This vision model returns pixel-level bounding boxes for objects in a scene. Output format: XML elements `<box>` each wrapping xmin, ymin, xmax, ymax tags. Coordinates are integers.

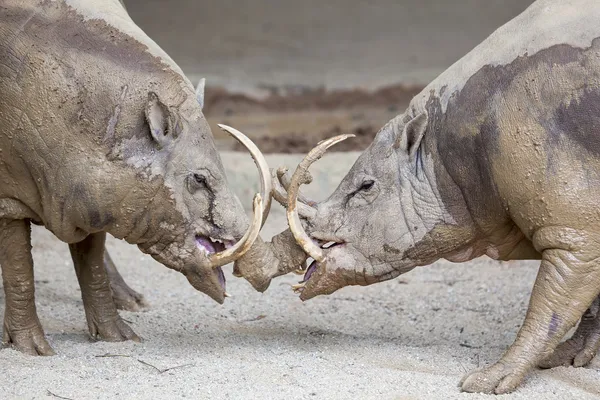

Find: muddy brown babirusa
<box><xmin>234</xmin><ymin>0</ymin><xmax>600</xmax><ymax>394</ymax></box>
<box><xmin>0</xmin><ymin>0</ymin><xmax>275</xmax><ymax>355</ymax></box>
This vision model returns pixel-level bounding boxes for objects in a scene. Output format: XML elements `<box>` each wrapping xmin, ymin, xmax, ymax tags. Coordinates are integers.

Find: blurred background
<box><xmin>123</xmin><ymin>0</ymin><xmax>535</xmax><ymax>153</ymax></box>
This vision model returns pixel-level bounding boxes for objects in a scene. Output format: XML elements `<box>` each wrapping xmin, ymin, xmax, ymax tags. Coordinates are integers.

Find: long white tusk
<box><xmin>217</xmin><ymin>124</ymin><xmax>272</xmax><ymax>228</ymax></box>
<box><xmin>272</xmin><ymin>167</ymin><xmax>317</xmax><ymax>219</ymax></box>
<box><xmin>286</xmin><ymin>134</ymin><xmax>354</xmax><ymax>262</ymax></box>
<box><xmin>277</xmin><ymin>167</ymin><xmax>318</xmax><ymax>207</ymax></box>
<box><xmin>206</xmin><ymin>124</ymin><xmax>272</xmax><ymax>267</ymax></box>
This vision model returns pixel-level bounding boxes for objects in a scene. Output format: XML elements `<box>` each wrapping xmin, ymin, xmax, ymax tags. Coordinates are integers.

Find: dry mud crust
<box><xmin>1</xmin><ymin>152</ymin><xmax>600</xmax><ymax>399</ymax></box>
<box><xmin>204</xmin><ymin>84</ymin><xmax>423</xmax><ymax>153</ymax></box>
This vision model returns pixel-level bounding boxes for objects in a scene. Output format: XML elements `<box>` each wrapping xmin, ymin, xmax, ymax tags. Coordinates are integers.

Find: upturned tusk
<box><xmin>272</xmin><ymin>168</ymin><xmax>317</xmax><ymax>219</ymax></box>
<box><xmin>277</xmin><ymin>167</ymin><xmax>317</xmax><ymax>207</ymax></box>
<box><xmin>286</xmin><ymin>134</ymin><xmax>354</xmax><ymax>262</ymax></box>
<box><xmin>209</xmin><ymin>194</ymin><xmax>263</xmax><ymax>267</ymax></box>
<box><xmin>206</xmin><ymin>124</ymin><xmax>271</xmax><ymax>268</ymax></box>
<box><xmin>271</xmin><ymin>168</ymin><xmax>289</xmax><ymax>207</ymax></box>
<box><xmin>217</xmin><ymin>124</ymin><xmax>272</xmax><ymax>228</ymax></box>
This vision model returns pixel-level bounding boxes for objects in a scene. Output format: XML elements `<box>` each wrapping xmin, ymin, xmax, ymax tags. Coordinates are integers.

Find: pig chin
<box><xmin>143</xmin><ymin>234</ymin><xmax>232</xmax><ymax>303</ymax></box>
<box><xmin>180</xmin><ymin>237</ymin><xmax>234</xmax><ymax>304</ymax></box>
<box><xmin>184</xmin><ymin>266</ymin><xmax>227</xmax><ymax>304</ymax></box>
<box><xmin>140</xmin><ymin>235</ymin><xmax>230</xmax><ymax>303</ymax></box>
<box><xmin>297</xmin><ymin>244</ymin><xmax>365</xmax><ymax>301</ymax></box>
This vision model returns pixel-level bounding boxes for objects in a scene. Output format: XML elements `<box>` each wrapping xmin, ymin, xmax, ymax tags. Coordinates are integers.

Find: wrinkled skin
<box><xmin>294</xmin><ymin>113</ymin><xmax>468</xmax><ymax>299</ymax></box>
<box><xmin>0</xmin><ymin>0</ymin><xmax>259</xmax><ymax>355</ymax></box>
<box><xmin>262</xmin><ymin>0</ymin><xmax>600</xmax><ymax>394</ymax></box>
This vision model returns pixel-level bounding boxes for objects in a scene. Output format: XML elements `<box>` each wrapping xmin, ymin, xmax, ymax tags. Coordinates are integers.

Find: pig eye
<box><xmin>193</xmin><ymin>173</ymin><xmax>207</xmax><ymax>185</ymax></box>
<box><xmin>347</xmin><ymin>178</ymin><xmax>378</xmax><ymax>205</ymax></box>
<box><xmin>360</xmin><ymin>180</ymin><xmax>375</xmax><ymax>191</ymax></box>
<box><xmin>187</xmin><ymin>173</ymin><xmax>209</xmax><ymax>193</ymax></box>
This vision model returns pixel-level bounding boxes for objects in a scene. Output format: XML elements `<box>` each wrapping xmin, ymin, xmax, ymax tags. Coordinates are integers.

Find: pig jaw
<box><xmin>294</xmin><ymin>243</ymin><xmax>418</xmax><ymax>301</ymax></box>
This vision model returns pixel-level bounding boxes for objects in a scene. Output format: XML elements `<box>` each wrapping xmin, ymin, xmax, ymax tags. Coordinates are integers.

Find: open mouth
<box><xmin>196</xmin><ymin>236</ymin><xmax>234</xmax><ymax>255</ymax></box>
<box><xmin>292</xmin><ymin>240</ymin><xmax>344</xmax><ymax>294</ymax></box>
<box><xmin>196</xmin><ymin>236</ymin><xmax>234</xmax><ymax>293</ymax></box>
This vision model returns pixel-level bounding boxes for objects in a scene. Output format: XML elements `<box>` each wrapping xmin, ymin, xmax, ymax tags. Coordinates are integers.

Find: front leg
<box><xmin>0</xmin><ymin>219</ymin><xmax>54</xmax><ymax>355</ymax></box>
<box><xmin>70</xmin><ymin>232</ymin><xmax>140</xmax><ymax>342</ymax></box>
<box><xmin>461</xmin><ymin>227</ymin><xmax>600</xmax><ymax>394</ymax></box>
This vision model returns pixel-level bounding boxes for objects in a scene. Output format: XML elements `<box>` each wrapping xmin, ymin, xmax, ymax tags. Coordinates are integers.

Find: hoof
<box><xmin>3</xmin><ymin>324</ymin><xmax>55</xmax><ymax>356</ymax></box>
<box><xmin>460</xmin><ymin>362</ymin><xmax>527</xmax><ymax>395</ymax></box>
<box><xmin>539</xmin><ymin>336</ymin><xmax>597</xmax><ymax>368</ymax></box>
<box><xmin>89</xmin><ymin>317</ymin><xmax>141</xmax><ymax>343</ymax></box>
<box><xmin>111</xmin><ymin>283</ymin><xmax>149</xmax><ymax>312</ymax></box>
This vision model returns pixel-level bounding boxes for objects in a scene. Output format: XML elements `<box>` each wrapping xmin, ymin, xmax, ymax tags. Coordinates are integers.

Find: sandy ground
<box><xmin>3</xmin><ymin>2</ymin><xmax>596</xmax><ymax>398</ymax></box>
<box><xmin>2</xmin><ymin>152</ymin><xmax>600</xmax><ymax>399</ymax></box>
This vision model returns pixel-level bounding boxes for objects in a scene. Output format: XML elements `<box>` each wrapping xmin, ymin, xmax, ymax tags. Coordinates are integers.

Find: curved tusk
<box><xmin>277</xmin><ymin>167</ymin><xmax>318</xmax><ymax>207</ymax></box>
<box><xmin>271</xmin><ymin>168</ymin><xmax>289</xmax><ymax>207</ymax></box>
<box><xmin>209</xmin><ymin>194</ymin><xmax>263</xmax><ymax>267</ymax></box>
<box><xmin>272</xmin><ymin>167</ymin><xmax>317</xmax><ymax>219</ymax></box>
<box><xmin>207</xmin><ymin>124</ymin><xmax>271</xmax><ymax>267</ymax></box>
<box><xmin>217</xmin><ymin>124</ymin><xmax>272</xmax><ymax>228</ymax></box>
<box><xmin>286</xmin><ymin>134</ymin><xmax>354</xmax><ymax>262</ymax></box>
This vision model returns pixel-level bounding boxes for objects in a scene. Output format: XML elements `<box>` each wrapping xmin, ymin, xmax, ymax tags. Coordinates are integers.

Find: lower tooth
<box><xmin>291</xmin><ymin>283</ymin><xmax>306</xmax><ymax>292</ymax></box>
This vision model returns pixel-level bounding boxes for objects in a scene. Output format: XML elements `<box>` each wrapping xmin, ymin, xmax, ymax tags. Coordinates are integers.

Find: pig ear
<box><xmin>394</xmin><ymin>111</ymin><xmax>428</xmax><ymax>159</ymax></box>
<box><xmin>145</xmin><ymin>92</ymin><xmax>179</xmax><ymax>147</ymax></box>
<box><xmin>195</xmin><ymin>78</ymin><xmax>205</xmax><ymax>109</ymax></box>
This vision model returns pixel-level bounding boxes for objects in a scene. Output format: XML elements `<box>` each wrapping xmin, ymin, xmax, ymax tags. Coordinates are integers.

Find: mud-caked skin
<box><xmin>233</xmin><ymin>230</ymin><xmax>308</xmax><ymax>292</ymax></box>
<box><xmin>0</xmin><ymin>0</ymin><xmax>261</xmax><ymax>355</ymax></box>
<box><xmin>269</xmin><ymin>0</ymin><xmax>600</xmax><ymax>394</ymax></box>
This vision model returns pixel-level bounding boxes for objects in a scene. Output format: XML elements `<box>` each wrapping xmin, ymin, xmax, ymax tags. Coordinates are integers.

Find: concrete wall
<box><xmin>124</xmin><ymin>0</ymin><xmax>535</xmax><ymax>94</ymax></box>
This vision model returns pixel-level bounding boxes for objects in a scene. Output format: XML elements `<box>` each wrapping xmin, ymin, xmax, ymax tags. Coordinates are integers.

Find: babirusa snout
<box><xmin>286</xmin><ymin>134</ymin><xmax>354</xmax><ymax>262</ymax></box>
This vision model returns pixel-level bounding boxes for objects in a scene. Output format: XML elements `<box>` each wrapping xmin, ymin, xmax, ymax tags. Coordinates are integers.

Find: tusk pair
<box><xmin>286</xmin><ymin>134</ymin><xmax>354</xmax><ymax>263</ymax></box>
<box><xmin>207</xmin><ymin>124</ymin><xmax>272</xmax><ymax>268</ymax></box>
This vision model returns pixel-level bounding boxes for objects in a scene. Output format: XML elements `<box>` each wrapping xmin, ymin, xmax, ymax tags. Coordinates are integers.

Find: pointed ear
<box><xmin>145</xmin><ymin>92</ymin><xmax>179</xmax><ymax>147</ymax></box>
<box><xmin>195</xmin><ymin>78</ymin><xmax>205</xmax><ymax>109</ymax></box>
<box><xmin>394</xmin><ymin>111</ymin><xmax>428</xmax><ymax>160</ymax></box>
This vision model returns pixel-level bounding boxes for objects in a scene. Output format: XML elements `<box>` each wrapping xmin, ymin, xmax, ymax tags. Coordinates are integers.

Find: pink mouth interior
<box><xmin>196</xmin><ymin>236</ymin><xmax>235</xmax><ymax>255</ymax></box>
<box><xmin>215</xmin><ymin>266</ymin><xmax>226</xmax><ymax>291</ymax></box>
<box><xmin>302</xmin><ymin>260</ymin><xmax>317</xmax><ymax>282</ymax></box>
<box><xmin>300</xmin><ymin>242</ymin><xmax>342</xmax><ymax>283</ymax></box>
<box><xmin>195</xmin><ymin>236</ymin><xmax>235</xmax><ymax>292</ymax></box>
